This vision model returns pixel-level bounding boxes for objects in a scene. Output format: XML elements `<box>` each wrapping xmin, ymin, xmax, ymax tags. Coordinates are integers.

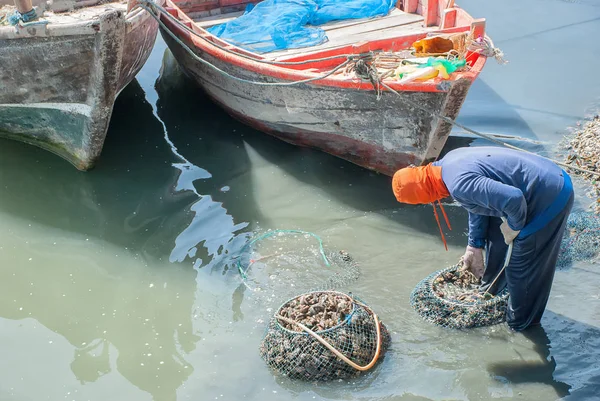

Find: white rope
<box><xmin>468</xmin><ymin>35</ymin><xmax>508</xmax><ymax>65</ymax></box>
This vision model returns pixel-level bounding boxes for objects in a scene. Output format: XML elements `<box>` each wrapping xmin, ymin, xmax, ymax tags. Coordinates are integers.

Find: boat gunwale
<box><xmin>159</xmin><ymin>0</ymin><xmax>488</xmax><ymax>93</ymax></box>
<box><xmin>0</xmin><ymin>1</ymin><xmax>156</xmax><ymax>39</ymax></box>
<box><xmin>127</xmin><ymin>4</ymin><xmax>154</xmax><ymax>23</ymax></box>
<box><xmin>0</xmin><ymin>0</ymin><xmax>162</xmax><ymax>171</ymax></box>
<box><xmin>0</xmin><ymin>16</ymin><xmax>102</xmax><ymax>38</ymax></box>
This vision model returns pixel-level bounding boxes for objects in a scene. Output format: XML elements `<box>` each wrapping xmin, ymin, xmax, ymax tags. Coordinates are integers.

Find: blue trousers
<box><xmin>480</xmin><ymin>193</ymin><xmax>574</xmax><ymax>331</ymax></box>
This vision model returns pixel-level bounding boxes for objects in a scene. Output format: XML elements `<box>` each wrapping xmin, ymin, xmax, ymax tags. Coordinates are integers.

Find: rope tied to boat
<box><xmin>352</xmin><ymin>58</ymin><xmax>382</xmax><ymax>99</ymax></box>
<box><xmin>468</xmin><ymin>35</ymin><xmax>507</xmax><ymax>65</ymax></box>
<box><xmin>351</xmin><ymin>60</ymin><xmax>600</xmax><ymax>178</ymax></box>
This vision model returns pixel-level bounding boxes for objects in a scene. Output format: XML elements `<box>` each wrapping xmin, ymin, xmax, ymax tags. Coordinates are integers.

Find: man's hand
<box><xmin>500</xmin><ymin>218</ymin><xmax>520</xmax><ymax>245</ymax></box>
<box><xmin>460</xmin><ymin>245</ymin><xmax>485</xmax><ymax>279</ymax></box>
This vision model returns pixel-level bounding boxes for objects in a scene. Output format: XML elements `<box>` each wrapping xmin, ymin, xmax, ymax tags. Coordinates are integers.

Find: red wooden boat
<box><xmin>155</xmin><ymin>0</ymin><xmax>495</xmax><ymax>176</ymax></box>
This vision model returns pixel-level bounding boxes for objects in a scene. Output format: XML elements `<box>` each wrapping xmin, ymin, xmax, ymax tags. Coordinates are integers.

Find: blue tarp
<box><xmin>207</xmin><ymin>0</ymin><xmax>396</xmax><ymax>53</ymax></box>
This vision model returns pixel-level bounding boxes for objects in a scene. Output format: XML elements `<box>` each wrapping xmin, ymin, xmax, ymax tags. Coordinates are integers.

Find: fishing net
<box><xmin>410</xmin><ymin>264</ymin><xmax>509</xmax><ymax>329</ymax></box>
<box><xmin>259</xmin><ymin>290</ymin><xmax>391</xmax><ymax>381</ymax></box>
<box><xmin>557</xmin><ymin>210</ymin><xmax>600</xmax><ymax>269</ymax></box>
<box><xmin>207</xmin><ymin>0</ymin><xmax>395</xmax><ymax>53</ymax></box>
<box><xmin>236</xmin><ymin>229</ymin><xmax>391</xmax><ymax>380</ymax></box>
<box><xmin>236</xmin><ymin>230</ymin><xmax>361</xmax><ymax>297</ymax></box>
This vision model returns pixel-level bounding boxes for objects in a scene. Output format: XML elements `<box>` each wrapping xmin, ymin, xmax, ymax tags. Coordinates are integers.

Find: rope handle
<box><xmin>275</xmin><ymin>300</ymin><xmax>382</xmax><ymax>372</ymax></box>
<box><xmin>483</xmin><ymin>219</ymin><xmax>513</xmax><ymax>297</ymax></box>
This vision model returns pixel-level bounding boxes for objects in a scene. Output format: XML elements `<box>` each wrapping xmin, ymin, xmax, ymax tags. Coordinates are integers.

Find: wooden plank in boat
<box><xmin>268</xmin><ymin>19</ymin><xmax>429</xmax><ymax>60</ymax></box>
<box><xmin>324</xmin><ymin>12</ymin><xmax>423</xmax><ymax>40</ymax></box>
<box><xmin>316</xmin><ymin>7</ymin><xmax>406</xmax><ymax>32</ymax></box>
<box><xmin>193</xmin><ymin>7</ymin><xmax>420</xmax><ymax>33</ymax></box>
<box><xmin>193</xmin><ymin>11</ymin><xmax>245</xmax><ymax>27</ymax></box>
<box><xmin>192</xmin><ymin>7</ymin><xmax>426</xmax><ymax>60</ymax></box>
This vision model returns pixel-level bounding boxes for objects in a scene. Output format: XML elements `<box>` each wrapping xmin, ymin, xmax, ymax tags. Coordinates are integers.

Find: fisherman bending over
<box><xmin>391</xmin><ymin>146</ymin><xmax>574</xmax><ymax>332</ymax></box>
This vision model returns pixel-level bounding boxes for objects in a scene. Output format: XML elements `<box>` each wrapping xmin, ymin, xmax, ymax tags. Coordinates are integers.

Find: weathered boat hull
<box><xmin>156</xmin><ymin>0</ymin><xmax>489</xmax><ymax>176</ymax></box>
<box><xmin>161</xmin><ymin>27</ymin><xmax>473</xmax><ymax>176</ymax></box>
<box><xmin>0</xmin><ymin>1</ymin><xmax>160</xmax><ymax>170</ymax></box>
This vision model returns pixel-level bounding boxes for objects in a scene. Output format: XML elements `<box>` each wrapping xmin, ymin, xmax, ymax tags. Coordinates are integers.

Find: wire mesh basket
<box><xmin>410</xmin><ymin>264</ymin><xmax>509</xmax><ymax>329</ymax></box>
<box><xmin>557</xmin><ymin>211</ymin><xmax>600</xmax><ymax>269</ymax></box>
<box><xmin>259</xmin><ymin>290</ymin><xmax>391</xmax><ymax>381</ymax></box>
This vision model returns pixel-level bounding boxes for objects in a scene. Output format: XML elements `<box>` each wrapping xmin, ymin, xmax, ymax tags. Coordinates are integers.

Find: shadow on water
<box><xmin>485</xmin><ymin>310</ymin><xmax>600</xmax><ymax>400</ymax></box>
<box><xmin>263</xmin><ymin>308</ymin><xmax>600</xmax><ymax>401</ymax></box>
<box><xmin>0</xmin><ymin>70</ymin><xmax>259</xmax><ymax>268</ymax></box>
<box><xmin>457</xmin><ymin>78</ymin><xmax>538</xmax><ymax>142</ymax></box>
<box><xmin>486</xmin><ymin>325</ymin><xmax>572</xmax><ymax>399</ymax></box>
<box><xmin>152</xmin><ymin>49</ymin><xmax>266</xmax><ymax>236</ymax></box>
<box><xmin>151</xmin><ymin>49</ymin><xmax>467</xmax><ymax>248</ymax></box>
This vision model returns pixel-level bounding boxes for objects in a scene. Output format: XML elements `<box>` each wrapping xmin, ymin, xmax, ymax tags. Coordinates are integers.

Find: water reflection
<box><xmin>487</xmin><ymin>324</ymin><xmax>572</xmax><ymax>398</ymax></box>
<box><xmin>152</xmin><ymin>51</ymin><xmax>252</xmax><ymax>272</ymax></box>
<box><xmin>0</xmin><ymin>225</ymin><xmax>200</xmax><ymax>400</ymax></box>
<box><xmin>0</xmin><ymin>73</ymin><xmax>247</xmax><ymax>400</ymax></box>
<box><xmin>151</xmin><ymin>48</ymin><xmax>477</xmax><ymax>252</ymax></box>
<box><xmin>483</xmin><ymin>309</ymin><xmax>600</xmax><ymax>400</ymax></box>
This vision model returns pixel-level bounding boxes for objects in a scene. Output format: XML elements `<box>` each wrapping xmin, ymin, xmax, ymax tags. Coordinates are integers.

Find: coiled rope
<box><xmin>467</xmin><ymin>35</ymin><xmax>507</xmax><ymax>65</ymax></box>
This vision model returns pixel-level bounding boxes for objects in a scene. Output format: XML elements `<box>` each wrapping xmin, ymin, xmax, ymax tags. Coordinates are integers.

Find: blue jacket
<box><xmin>432</xmin><ymin>147</ymin><xmax>566</xmax><ymax>248</ymax></box>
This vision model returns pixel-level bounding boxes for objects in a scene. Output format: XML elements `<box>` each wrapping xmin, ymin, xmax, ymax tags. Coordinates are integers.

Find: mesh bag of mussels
<box><xmin>410</xmin><ymin>264</ymin><xmax>509</xmax><ymax>329</ymax></box>
<box><xmin>409</xmin><ymin>210</ymin><xmax>600</xmax><ymax>329</ymax></box>
<box><xmin>557</xmin><ymin>210</ymin><xmax>600</xmax><ymax>269</ymax></box>
<box><xmin>239</xmin><ymin>230</ymin><xmax>391</xmax><ymax>380</ymax></box>
<box><xmin>259</xmin><ymin>290</ymin><xmax>391</xmax><ymax>381</ymax></box>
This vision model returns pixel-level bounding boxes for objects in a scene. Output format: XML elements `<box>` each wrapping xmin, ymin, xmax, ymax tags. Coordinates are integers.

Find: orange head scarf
<box><xmin>392</xmin><ymin>164</ymin><xmax>449</xmax><ymax>204</ymax></box>
<box><xmin>392</xmin><ymin>164</ymin><xmax>452</xmax><ymax>250</ymax></box>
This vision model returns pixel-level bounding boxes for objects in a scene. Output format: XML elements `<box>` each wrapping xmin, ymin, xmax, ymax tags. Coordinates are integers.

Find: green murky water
<box><xmin>1</xmin><ymin>1</ymin><xmax>600</xmax><ymax>399</ymax></box>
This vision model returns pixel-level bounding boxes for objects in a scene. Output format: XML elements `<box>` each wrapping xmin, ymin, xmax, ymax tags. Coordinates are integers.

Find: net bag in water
<box><xmin>410</xmin><ymin>264</ymin><xmax>509</xmax><ymax>329</ymax></box>
<box><xmin>557</xmin><ymin>210</ymin><xmax>600</xmax><ymax>269</ymax></box>
<box><xmin>259</xmin><ymin>290</ymin><xmax>391</xmax><ymax>381</ymax></box>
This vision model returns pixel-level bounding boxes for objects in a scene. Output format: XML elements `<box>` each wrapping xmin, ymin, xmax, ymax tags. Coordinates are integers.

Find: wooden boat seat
<box><xmin>193</xmin><ymin>8</ymin><xmax>427</xmax><ymax>60</ymax></box>
<box><xmin>193</xmin><ymin>10</ymin><xmax>246</xmax><ymax>27</ymax></box>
